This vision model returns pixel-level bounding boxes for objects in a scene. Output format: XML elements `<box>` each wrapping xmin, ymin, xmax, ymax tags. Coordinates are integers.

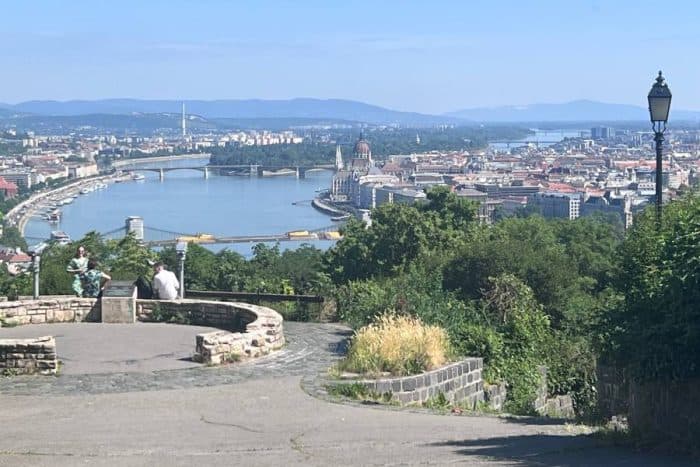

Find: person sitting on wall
<box><xmin>82</xmin><ymin>260</ymin><xmax>111</xmax><ymax>298</ymax></box>
<box><xmin>152</xmin><ymin>262</ymin><xmax>180</xmax><ymax>300</ymax></box>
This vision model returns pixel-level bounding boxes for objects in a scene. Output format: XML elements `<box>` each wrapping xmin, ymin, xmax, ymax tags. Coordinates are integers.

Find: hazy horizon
<box><xmin>2</xmin><ymin>0</ymin><xmax>700</xmax><ymax>113</ymax></box>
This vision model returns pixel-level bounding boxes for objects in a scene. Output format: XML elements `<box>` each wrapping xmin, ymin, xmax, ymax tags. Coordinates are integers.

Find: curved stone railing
<box><xmin>0</xmin><ymin>297</ymin><xmax>100</xmax><ymax>326</ymax></box>
<box><xmin>0</xmin><ymin>296</ymin><xmax>284</xmax><ymax>372</ymax></box>
<box><xmin>136</xmin><ymin>299</ymin><xmax>285</xmax><ymax>364</ymax></box>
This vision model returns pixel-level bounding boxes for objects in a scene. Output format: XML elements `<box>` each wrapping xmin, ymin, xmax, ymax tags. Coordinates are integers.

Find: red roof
<box><xmin>0</xmin><ymin>177</ymin><xmax>18</xmax><ymax>191</ymax></box>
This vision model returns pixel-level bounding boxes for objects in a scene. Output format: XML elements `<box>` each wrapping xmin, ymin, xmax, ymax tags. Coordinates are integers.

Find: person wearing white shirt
<box><xmin>153</xmin><ymin>262</ymin><xmax>180</xmax><ymax>300</ymax></box>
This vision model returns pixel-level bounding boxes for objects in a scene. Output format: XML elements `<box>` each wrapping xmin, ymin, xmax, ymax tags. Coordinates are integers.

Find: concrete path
<box><xmin>0</xmin><ymin>322</ymin><xmax>694</xmax><ymax>466</ymax></box>
<box><xmin>0</xmin><ymin>322</ymin><xmax>222</xmax><ymax>374</ymax></box>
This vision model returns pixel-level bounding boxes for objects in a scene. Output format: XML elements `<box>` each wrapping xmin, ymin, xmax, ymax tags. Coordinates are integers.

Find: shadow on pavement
<box><xmin>429</xmin><ymin>434</ymin><xmax>695</xmax><ymax>467</ymax></box>
<box><xmin>501</xmin><ymin>415</ymin><xmax>571</xmax><ymax>426</ymax></box>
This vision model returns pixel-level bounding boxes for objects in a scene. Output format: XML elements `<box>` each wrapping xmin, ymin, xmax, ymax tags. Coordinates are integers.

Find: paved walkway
<box><xmin>0</xmin><ymin>322</ymin><xmax>694</xmax><ymax>466</ymax></box>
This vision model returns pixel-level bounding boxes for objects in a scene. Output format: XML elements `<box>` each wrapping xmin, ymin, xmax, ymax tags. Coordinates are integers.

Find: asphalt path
<box><xmin>0</xmin><ymin>322</ymin><xmax>694</xmax><ymax>466</ymax></box>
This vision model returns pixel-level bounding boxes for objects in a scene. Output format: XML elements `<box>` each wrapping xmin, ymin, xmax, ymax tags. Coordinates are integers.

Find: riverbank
<box><xmin>312</xmin><ymin>197</ymin><xmax>351</xmax><ymax>217</ymax></box>
<box><xmin>8</xmin><ymin>174</ymin><xmax>120</xmax><ymax>237</ymax></box>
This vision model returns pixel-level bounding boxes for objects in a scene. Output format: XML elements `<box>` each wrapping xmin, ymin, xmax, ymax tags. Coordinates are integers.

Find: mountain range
<box><xmin>1</xmin><ymin>98</ymin><xmax>699</xmax><ymax>125</ymax></box>
<box><xmin>0</xmin><ymin>98</ymin><xmax>456</xmax><ymax>126</ymax></box>
<box><xmin>446</xmin><ymin>99</ymin><xmax>700</xmax><ymax>122</ymax></box>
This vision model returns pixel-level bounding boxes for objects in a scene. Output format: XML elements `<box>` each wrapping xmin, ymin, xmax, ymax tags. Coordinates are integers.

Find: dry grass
<box><xmin>340</xmin><ymin>313</ymin><xmax>451</xmax><ymax>376</ymax></box>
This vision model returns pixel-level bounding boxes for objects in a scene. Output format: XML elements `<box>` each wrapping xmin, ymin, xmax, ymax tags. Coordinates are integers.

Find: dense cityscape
<box><xmin>1</xmin><ymin>2</ymin><xmax>699</xmax><ymax>466</ymax></box>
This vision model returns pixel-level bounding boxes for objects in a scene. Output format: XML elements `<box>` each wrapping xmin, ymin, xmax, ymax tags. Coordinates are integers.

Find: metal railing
<box><xmin>186</xmin><ymin>290</ymin><xmax>324</xmax><ymax>303</ymax></box>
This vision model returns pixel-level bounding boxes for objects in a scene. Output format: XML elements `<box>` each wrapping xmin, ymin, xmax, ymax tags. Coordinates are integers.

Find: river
<box><xmin>23</xmin><ymin>159</ymin><xmax>337</xmax><ymax>256</ymax></box>
<box><xmin>489</xmin><ymin>129</ymin><xmax>585</xmax><ymax>150</ymax></box>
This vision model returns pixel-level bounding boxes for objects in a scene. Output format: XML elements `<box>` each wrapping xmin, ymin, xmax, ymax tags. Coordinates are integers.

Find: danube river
<box><xmin>23</xmin><ymin>159</ymin><xmax>336</xmax><ymax>256</ymax></box>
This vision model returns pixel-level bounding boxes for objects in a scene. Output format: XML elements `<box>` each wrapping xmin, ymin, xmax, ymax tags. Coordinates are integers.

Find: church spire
<box><xmin>335</xmin><ymin>144</ymin><xmax>344</xmax><ymax>171</ymax></box>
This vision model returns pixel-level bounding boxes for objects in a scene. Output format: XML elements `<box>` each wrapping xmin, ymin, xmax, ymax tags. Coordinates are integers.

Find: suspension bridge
<box><xmin>25</xmin><ymin>222</ymin><xmax>343</xmax><ymax>248</ymax></box>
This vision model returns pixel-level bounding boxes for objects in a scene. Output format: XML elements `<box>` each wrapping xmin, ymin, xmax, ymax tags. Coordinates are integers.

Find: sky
<box><xmin>1</xmin><ymin>0</ymin><xmax>700</xmax><ymax>114</ymax></box>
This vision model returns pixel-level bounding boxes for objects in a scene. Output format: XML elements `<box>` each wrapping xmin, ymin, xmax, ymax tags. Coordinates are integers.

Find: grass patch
<box><xmin>338</xmin><ymin>313</ymin><xmax>451</xmax><ymax>377</ymax></box>
<box><xmin>423</xmin><ymin>392</ymin><xmax>451</xmax><ymax>411</ymax></box>
<box><xmin>0</xmin><ymin>318</ymin><xmax>19</xmax><ymax>328</ymax></box>
<box><xmin>326</xmin><ymin>383</ymin><xmax>394</xmax><ymax>403</ymax></box>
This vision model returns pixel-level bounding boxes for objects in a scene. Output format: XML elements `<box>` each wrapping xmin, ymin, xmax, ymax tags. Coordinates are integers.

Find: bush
<box><xmin>340</xmin><ymin>313</ymin><xmax>451</xmax><ymax>376</ymax></box>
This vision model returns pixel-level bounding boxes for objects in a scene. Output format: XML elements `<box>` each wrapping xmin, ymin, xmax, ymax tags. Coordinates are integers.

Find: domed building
<box><xmin>349</xmin><ymin>133</ymin><xmax>372</xmax><ymax>170</ymax></box>
<box><xmin>331</xmin><ymin>133</ymin><xmax>398</xmax><ymax>207</ymax></box>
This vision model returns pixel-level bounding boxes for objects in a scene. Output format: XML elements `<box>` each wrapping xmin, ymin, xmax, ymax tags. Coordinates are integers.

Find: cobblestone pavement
<box><xmin>0</xmin><ymin>322</ymin><xmax>351</xmax><ymax>396</ymax></box>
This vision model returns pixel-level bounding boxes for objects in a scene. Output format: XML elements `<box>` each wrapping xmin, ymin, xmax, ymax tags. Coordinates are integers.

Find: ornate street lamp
<box><xmin>647</xmin><ymin>70</ymin><xmax>672</xmax><ymax>223</ymax></box>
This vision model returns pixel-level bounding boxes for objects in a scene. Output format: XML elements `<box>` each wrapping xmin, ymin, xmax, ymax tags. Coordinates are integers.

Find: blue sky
<box><xmin>1</xmin><ymin>0</ymin><xmax>699</xmax><ymax>113</ymax></box>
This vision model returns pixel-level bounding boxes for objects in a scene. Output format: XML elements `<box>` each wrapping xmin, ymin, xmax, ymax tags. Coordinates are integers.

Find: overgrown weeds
<box><xmin>338</xmin><ymin>313</ymin><xmax>450</xmax><ymax>376</ymax></box>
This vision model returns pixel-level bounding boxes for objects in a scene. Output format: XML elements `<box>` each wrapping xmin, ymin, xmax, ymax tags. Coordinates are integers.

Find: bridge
<box><xmin>490</xmin><ymin>140</ymin><xmax>565</xmax><ymax>148</ymax></box>
<box><xmin>101</xmin><ymin>222</ymin><xmax>342</xmax><ymax>247</ymax></box>
<box><xmin>25</xmin><ymin>223</ymin><xmax>342</xmax><ymax>248</ymax></box>
<box><xmin>121</xmin><ymin>164</ymin><xmax>337</xmax><ymax>180</ymax></box>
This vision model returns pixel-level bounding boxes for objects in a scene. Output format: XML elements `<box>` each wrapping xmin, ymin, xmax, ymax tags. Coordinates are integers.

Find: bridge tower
<box><xmin>203</xmin><ymin>167</ymin><xmax>209</xmax><ymax>179</ymax></box>
<box><xmin>158</xmin><ymin>168</ymin><xmax>164</xmax><ymax>181</ymax></box>
<box><xmin>125</xmin><ymin>216</ymin><xmax>144</xmax><ymax>241</ymax></box>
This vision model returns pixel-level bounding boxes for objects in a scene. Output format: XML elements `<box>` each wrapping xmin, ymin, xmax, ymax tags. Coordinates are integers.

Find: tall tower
<box><xmin>335</xmin><ymin>144</ymin><xmax>344</xmax><ymax>171</ymax></box>
<box><xmin>181</xmin><ymin>102</ymin><xmax>187</xmax><ymax>138</ymax></box>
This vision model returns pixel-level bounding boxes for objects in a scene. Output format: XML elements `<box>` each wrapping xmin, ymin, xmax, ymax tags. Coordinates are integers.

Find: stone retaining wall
<box><xmin>628</xmin><ymin>378</ymin><xmax>700</xmax><ymax>456</ymax></box>
<box><xmin>0</xmin><ymin>336</ymin><xmax>57</xmax><ymax>375</ymax></box>
<box><xmin>0</xmin><ymin>297</ymin><xmax>100</xmax><ymax>326</ymax></box>
<box><xmin>136</xmin><ymin>299</ymin><xmax>284</xmax><ymax>364</ymax></box>
<box><xmin>484</xmin><ymin>382</ymin><xmax>507</xmax><ymax>411</ymax></box>
<box><xmin>339</xmin><ymin>358</ymin><xmax>485</xmax><ymax>407</ymax></box>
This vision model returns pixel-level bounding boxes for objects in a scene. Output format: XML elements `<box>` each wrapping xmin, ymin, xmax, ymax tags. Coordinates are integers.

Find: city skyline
<box><xmin>2</xmin><ymin>1</ymin><xmax>700</xmax><ymax>113</ymax></box>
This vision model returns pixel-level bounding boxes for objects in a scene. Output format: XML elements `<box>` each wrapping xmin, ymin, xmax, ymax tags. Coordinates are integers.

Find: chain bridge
<box><xmin>96</xmin><ymin>222</ymin><xmax>342</xmax><ymax>247</ymax></box>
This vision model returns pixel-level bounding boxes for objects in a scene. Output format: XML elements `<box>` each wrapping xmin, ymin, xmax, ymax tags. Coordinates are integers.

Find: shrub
<box><xmin>340</xmin><ymin>313</ymin><xmax>451</xmax><ymax>376</ymax></box>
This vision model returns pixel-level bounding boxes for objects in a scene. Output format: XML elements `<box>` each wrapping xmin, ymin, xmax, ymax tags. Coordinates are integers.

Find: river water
<box><xmin>489</xmin><ymin>129</ymin><xmax>585</xmax><ymax>150</ymax></box>
<box><xmin>23</xmin><ymin>159</ymin><xmax>336</xmax><ymax>256</ymax></box>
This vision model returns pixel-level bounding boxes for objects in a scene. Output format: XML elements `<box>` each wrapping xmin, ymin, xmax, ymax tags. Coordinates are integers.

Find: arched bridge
<box><xmin>121</xmin><ymin>164</ymin><xmax>337</xmax><ymax>180</ymax></box>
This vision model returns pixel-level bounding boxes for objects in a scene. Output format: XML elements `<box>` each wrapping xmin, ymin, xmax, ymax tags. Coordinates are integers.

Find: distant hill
<box><xmin>7</xmin><ymin>113</ymin><xmax>217</xmax><ymax>134</ymax></box>
<box><xmin>4</xmin><ymin>98</ymin><xmax>457</xmax><ymax>126</ymax></box>
<box><xmin>446</xmin><ymin>99</ymin><xmax>700</xmax><ymax>122</ymax></box>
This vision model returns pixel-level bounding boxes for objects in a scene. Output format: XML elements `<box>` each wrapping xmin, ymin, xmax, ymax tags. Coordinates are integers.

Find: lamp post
<box><xmin>647</xmin><ymin>70</ymin><xmax>672</xmax><ymax>225</ymax></box>
<box><xmin>28</xmin><ymin>242</ymin><xmax>48</xmax><ymax>300</ymax></box>
<box><xmin>175</xmin><ymin>241</ymin><xmax>187</xmax><ymax>299</ymax></box>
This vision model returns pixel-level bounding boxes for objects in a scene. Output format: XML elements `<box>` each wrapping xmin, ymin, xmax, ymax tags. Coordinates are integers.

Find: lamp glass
<box><xmin>648</xmin><ymin>95</ymin><xmax>671</xmax><ymax>123</ymax></box>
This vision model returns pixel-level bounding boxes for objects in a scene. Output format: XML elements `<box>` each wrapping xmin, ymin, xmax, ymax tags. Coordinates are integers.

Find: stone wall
<box><xmin>484</xmin><ymin>382</ymin><xmax>507</xmax><ymax>411</ymax></box>
<box><xmin>0</xmin><ymin>336</ymin><xmax>57</xmax><ymax>375</ymax></box>
<box><xmin>533</xmin><ymin>366</ymin><xmax>575</xmax><ymax>418</ymax></box>
<box><xmin>629</xmin><ymin>379</ymin><xmax>700</xmax><ymax>456</ymax></box>
<box><xmin>0</xmin><ymin>297</ymin><xmax>100</xmax><ymax>326</ymax></box>
<box><xmin>596</xmin><ymin>364</ymin><xmax>629</xmax><ymax>418</ymax></box>
<box><xmin>337</xmin><ymin>358</ymin><xmax>485</xmax><ymax>408</ymax></box>
<box><xmin>136</xmin><ymin>299</ymin><xmax>284</xmax><ymax>364</ymax></box>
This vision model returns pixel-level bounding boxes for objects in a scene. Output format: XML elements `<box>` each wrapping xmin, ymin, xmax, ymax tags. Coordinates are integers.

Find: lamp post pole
<box><xmin>31</xmin><ymin>253</ymin><xmax>40</xmax><ymax>300</ymax></box>
<box><xmin>654</xmin><ymin>131</ymin><xmax>664</xmax><ymax>223</ymax></box>
<box><xmin>176</xmin><ymin>241</ymin><xmax>187</xmax><ymax>300</ymax></box>
<box><xmin>647</xmin><ymin>71</ymin><xmax>672</xmax><ymax>227</ymax></box>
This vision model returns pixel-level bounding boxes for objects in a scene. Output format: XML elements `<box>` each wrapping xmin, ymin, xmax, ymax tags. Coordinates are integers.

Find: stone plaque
<box><xmin>101</xmin><ymin>280</ymin><xmax>137</xmax><ymax>323</ymax></box>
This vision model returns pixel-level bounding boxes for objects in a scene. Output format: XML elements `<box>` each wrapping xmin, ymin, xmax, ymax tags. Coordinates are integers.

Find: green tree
<box><xmin>606</xmin><ymin>194</ymin><xmax>700</xmax><ymax>382</ymax></box>
<box><xmin>0</xmin><ymin>226</ymin><xmax>28</xmax><ymax>251</ymax></box>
